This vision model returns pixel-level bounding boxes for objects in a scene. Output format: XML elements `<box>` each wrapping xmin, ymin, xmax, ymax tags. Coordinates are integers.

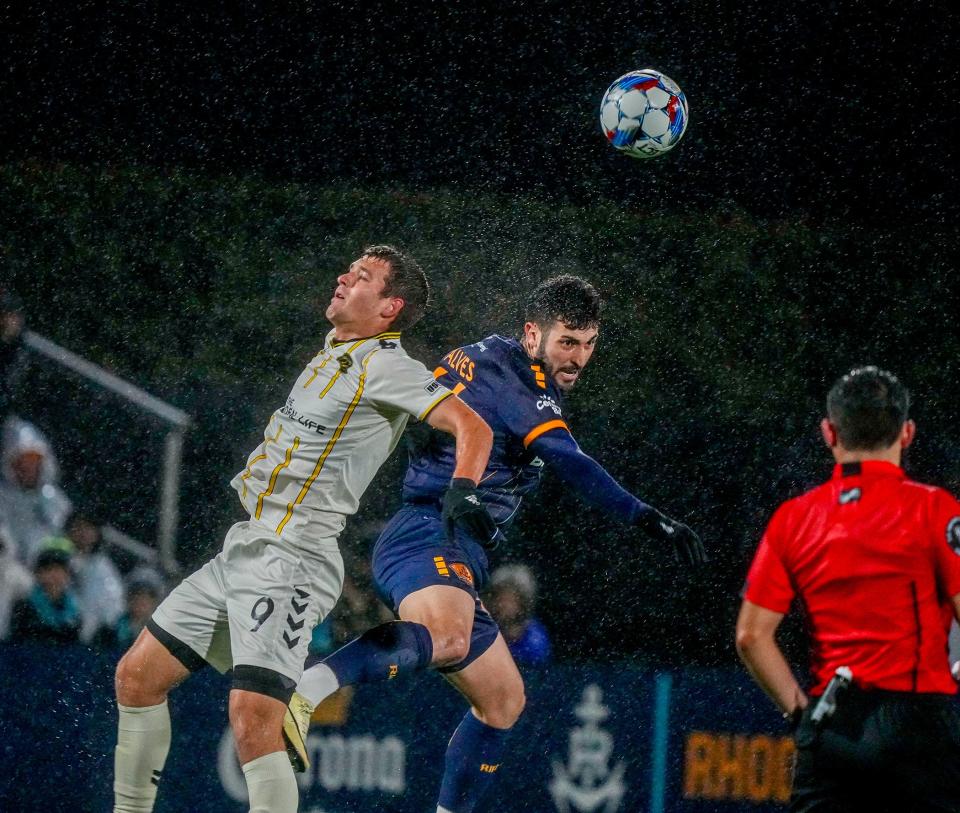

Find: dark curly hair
<box><xmin>524</xmin><ymin>275</ymin><xmax>601</xmax><ymax>330</ymax></box>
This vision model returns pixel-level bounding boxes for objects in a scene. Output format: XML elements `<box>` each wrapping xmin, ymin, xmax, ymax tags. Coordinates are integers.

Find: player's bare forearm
<box><xmin>425</xmin><ymin>396</ymin><xmax>493</xmax><ymax>484</ymax></box>
<box><xmin>735</xmin><ymin>600</ymin><xmax>808</xmax><ymax>715</ymax></box>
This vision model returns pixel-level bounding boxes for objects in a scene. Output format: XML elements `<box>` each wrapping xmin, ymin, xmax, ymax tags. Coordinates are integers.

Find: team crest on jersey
<box><xmin>451</xmin><ymin>562</ymin><xmax>474</xmax><ymax>586</ymax></box>
<box><xmin>337</xmin><ymin>353</ymin><xmax>353</xmax><ymax>372</ymax></box>
<box><xmin>947</xmin><ymin>517</ymin><xmax>960</xmax><ymax>555</ymax></box>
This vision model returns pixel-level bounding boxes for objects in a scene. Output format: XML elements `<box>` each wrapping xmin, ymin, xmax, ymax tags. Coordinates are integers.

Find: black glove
<box><xmin>442</xmin><ymin>478</ymin><xmax>500</xmax><ymax>548</ymax></box>
<box><xmin>637</xmin><ymin>508</ymin><xmax>708</xmax><ymax>566</ymax></box>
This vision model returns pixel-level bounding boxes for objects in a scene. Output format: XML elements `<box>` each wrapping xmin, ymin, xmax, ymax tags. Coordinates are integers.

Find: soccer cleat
<box><xmin>282</xmin><ymin>691</ymin><xmax>314</xmax><ymax>773</ymax></box>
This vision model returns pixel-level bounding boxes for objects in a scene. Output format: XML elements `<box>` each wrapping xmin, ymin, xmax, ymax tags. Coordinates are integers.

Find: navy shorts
<box><xmin>372</xmin><ymin>503</ymin><xmax>499</xmax><ymax>672</ymax></box>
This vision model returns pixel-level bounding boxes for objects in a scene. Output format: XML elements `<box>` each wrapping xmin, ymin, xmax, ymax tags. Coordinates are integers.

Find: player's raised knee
<box><xmin>114</xmin><ymin>648</ymin><xmax>138</xmax><ymax>702</ymax></box>
<box><xmin>115</xmin><ymin>645</ymin><xmax>166</xmax><ymax>706</ymax></box>
<box><xmin>115</xmin><ymin>628</ymin><xmax>190</xmax><ymax>707</ymax></box>
<box><xmin>430</xmin><ymin>628</ymin><xmax>472</xmax><ymax>666</ymax></box>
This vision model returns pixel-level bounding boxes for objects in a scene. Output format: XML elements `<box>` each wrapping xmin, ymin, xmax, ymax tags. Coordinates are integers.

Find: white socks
<box><xmin>113</xmin><ymin>701</ymin><xmax>171</xmax><ymax>813</ymax></box>
<box><xmin>114</xmin><ymin>703</ymin><xmax>298</xmax><ymax>813</ymax></box>
<box><xmin>296</xmin><ymin>662</ymin><xmax>340</xmax><ymax>709</ymax></box>
<box><xmin>242</xmin><ymin>751</ymin><xmax>299</xmax><ymax>813</ymax></box>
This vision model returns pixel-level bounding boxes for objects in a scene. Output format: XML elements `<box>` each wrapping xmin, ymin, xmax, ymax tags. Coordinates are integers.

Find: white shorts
<box><xmin>151</xmin><ymin>520</ymin><xmax>344</xmax><ymax>685</ymax></box>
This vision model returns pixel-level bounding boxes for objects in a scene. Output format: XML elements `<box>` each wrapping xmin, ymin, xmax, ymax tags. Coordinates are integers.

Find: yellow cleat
<box><xmin>282</xmin><ymin>691</ymin><xmax>314</xmax><ymax>773</ymax></box>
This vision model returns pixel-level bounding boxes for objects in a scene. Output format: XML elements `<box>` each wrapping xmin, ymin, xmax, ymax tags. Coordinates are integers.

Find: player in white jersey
<box><xmin>112</xmin><ymin>246</ymin><xmax>498</xmax><ymax>813</ymax></box>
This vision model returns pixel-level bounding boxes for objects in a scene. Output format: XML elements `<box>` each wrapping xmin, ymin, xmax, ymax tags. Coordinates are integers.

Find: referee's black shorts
<box><xmin>791</xmin><ymin>687</ymin><xmax>960</xmax><ymax>812</ymax></box>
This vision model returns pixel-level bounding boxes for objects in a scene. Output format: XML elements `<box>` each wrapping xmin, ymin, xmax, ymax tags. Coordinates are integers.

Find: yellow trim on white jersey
<box><xmin>255</xmin><ymin>436</ymin><xmax>300</xmax><ymax>519</ymax></box>
<box><xmin>303</xmin><ymin>354</ymin><xmax>333</xmax><ymax>388</ymax></box>
<box><xmin>274</xmin><ymin>350</ymin><xmax>379</xmax><ymax>535</ymax></box>
<box><xmin>418</xmin><ymin>389</ymin><xmax>455</xmax><ymax>421</ymax></box>
<box><xmin>240</xmin><ymin>420</ymin><xmax>283</xmax><ymax>499</ymax></box>
<box><xmin>317</xmin><ymin>336</ymin><xmax>379</xmax><ymax>399</ymax></box>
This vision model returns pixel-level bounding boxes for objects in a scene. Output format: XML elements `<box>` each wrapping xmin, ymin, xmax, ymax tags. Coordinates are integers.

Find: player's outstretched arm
<box><xmin>531</xmin><ymin>429</ymin><xmax>707</xmax><ymax>565</ymax></box>
<box><xmin>425</xmin><ymin>397</ymin><xmax>499</xmax><ymax>546</ymax></box>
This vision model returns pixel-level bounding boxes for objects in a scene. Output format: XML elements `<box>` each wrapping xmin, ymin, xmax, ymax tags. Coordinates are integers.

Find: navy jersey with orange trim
<box><xmin>402</xmin><ymin>335</ymin><xmax>567</xmax><ymax>527</ymax></box>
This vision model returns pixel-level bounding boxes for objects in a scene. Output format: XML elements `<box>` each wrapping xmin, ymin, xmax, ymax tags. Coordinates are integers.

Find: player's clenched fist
<box><xmin>637</xmin><ymin>507</ymin><xmax>707</xmax><ymax>566</ymax></box>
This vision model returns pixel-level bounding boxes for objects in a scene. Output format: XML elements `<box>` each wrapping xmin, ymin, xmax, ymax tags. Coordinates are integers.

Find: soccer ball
<box><xmin>599</xmin><ymin>69</ymin><xmax>689</xmax><ymax>159</ymax></box>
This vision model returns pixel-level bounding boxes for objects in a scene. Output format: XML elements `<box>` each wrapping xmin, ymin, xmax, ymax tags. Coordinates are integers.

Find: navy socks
<box><xmin>324</xmin><ymin>620</ymin><xmax>433</xmax><ymax>685</ymax></box>
<box><xmin>438</xmin><ymin>711</ymin><xmax>513</xmax><ymax>813</ymax></box>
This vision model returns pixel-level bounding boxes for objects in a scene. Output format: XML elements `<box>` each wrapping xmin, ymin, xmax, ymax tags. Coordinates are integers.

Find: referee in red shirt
<box><xmin>737</xmin><ymin>366</ymin><xmax>960</xmax><ymax>812</ymax></box>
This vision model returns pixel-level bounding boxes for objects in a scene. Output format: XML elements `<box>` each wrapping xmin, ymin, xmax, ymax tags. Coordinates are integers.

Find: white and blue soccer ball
<box><xmin>599</xmin><ymin>69</ymin><xmax>689</xmax><ymax>159</ymax></box>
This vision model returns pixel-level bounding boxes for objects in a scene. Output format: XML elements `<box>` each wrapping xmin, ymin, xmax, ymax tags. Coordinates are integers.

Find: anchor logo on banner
<box><xmin>549</xmin><ymin>684</ymin><xmax>626</xmax><ymax>813</ymax></box>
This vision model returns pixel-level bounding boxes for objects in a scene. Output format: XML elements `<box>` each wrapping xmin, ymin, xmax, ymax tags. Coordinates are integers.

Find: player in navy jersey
<box><xmin>286</xmin><ymin>275</ymin><xmax>706</xmax><ymax>813</ymax></box>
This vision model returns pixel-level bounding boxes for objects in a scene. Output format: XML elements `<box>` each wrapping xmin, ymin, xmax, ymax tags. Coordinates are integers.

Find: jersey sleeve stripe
<box><xmin>432</xmin><ymin>366</ymin><xmax>448</xmax><ymax>379</ymax></box>
<box><xmin>523</xmin><ymin>419</ymin><xmax>569</xmax><ymax>448</ymax></box>
<box><xmin>419</xmin><ymin>389</ymin><xmax>455</xmax><ymax>421</ymax></box>
<box><xmin>274</xmin><ymin>351</ymin><xmax>374</xmax><ymax>535</ymax></box>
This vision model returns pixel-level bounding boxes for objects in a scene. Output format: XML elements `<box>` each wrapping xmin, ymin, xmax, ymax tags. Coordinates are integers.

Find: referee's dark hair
<box><xmin>363</xmin><ymin>244</ymin><xmax>430</xmax><ymax>331</ymax></box>
<box><xmin>525</xmin><ymin>275</ymin><xmax>602</xmax><ymax>330</ymax></box>
<box><xmin>827</xmin><ymin>365</ymin><xmax>911</xmax><ymax>451</ymax></box>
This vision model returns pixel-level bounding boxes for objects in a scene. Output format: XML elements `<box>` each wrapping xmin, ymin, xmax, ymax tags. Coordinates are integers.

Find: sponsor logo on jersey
<box><xmin>424</xmin><ymin>380</ymin><xmax>442</xmax><ymax>394</ymax></box>
<box><xmin>537</xmin><ymin>396</ymin><xmax>562</xmax><ymax>415</ymax></box>
<box><xmin>947</xmin><ymin>517</ymin><xmax>960</xmax><ymax>555</ymax></box>
<box><xmin>280</xmin><ymin>398</ymin><xmax>328</xmax><ymax>434</ymax></box>
<box><xmin>378</xmin><ymin>339</ymin><xmax>398</xmax><ymax>349</ymax></box>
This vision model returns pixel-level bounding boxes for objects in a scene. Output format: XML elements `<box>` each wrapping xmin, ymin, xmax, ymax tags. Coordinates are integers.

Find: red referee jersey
<box><xmin>745</xmin><ymin>460</ymin><xmax>960</xmax><ymax>695</ymax></box>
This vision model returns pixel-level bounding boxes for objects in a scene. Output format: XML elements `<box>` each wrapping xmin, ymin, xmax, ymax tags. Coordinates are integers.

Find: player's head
<box><xmin>822</xmin><ymin>365</ymin><xmax>914</xmax><ymax>458</ymax></box>
<box><xmin>326</xmin><ymin>245</ymin><xmax>429</xmax><ymax>335</ymax></box>
<box><xmin>522</xmin><ymin>275</ymin><xmax>601</xmax><ymax>392</ymax></box>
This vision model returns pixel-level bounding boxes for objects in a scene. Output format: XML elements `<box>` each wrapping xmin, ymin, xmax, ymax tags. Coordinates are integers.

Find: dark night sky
<box><xmin>3</xmin><ymin>2</ymin><xmax>959</xmax><ymax>665</ymax></box>
<box><xmin>3</xmin><ymin>1</ymin><xmax>958</xmax><ymax>230</ymax></box>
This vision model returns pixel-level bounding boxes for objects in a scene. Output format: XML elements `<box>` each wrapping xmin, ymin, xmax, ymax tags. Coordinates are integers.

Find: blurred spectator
<box><xmin>10</xmin><ymin>538</ymin><xmax>82</xmax><ymax>644</ymax></box>
<box><xmin>306</xmin><ymin>527</ymin><xmax>393</xmax><ymax>661</ymax></box>
<box><xmin>0</xmin><ymin>519</ymin><xmax>33</xmax><ymax>640</ymax></box>
<box><xmin>67</xmin><ymin>512</ymin><xmax>125</xmax><ymax>643</ymax></box>
<box><xmin>0</xmin><ymin>415</ymin><xmax>73</xmax><ymax>564</ymax></box>
<box><xmin>0</xmin><ymin>289</ymin><xmax>27</xmax><ymax>422</ymax></box>
<box><xmin>108</xmin><ymin>567</ymin><xmax>165</xmax><ymax>649</ymax></box>
<box><xmin>329</xmin><ymin>545</ymin><xmax>393</xmax><ymax>646</ymax></box>
<box><xmin>486</xmin><ymin>564</ymin><xmax>552</xmax><ymax>668</ymax></box>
